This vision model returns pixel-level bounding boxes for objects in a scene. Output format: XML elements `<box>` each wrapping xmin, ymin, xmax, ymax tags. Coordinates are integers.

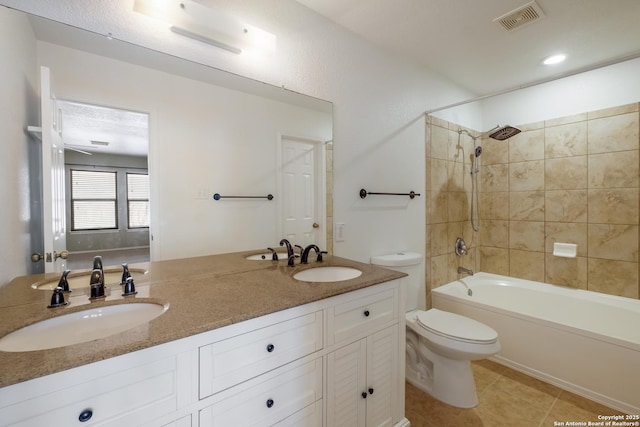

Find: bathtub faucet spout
<box><xmin>457</xmin><ymin>266</ymin><xmax>474</xmax><ymax>276</ymax></box>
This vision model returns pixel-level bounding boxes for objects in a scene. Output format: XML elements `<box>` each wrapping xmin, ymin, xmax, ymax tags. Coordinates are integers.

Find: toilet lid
<box><xmin>416</xmin><ymin>309</ymin><xmax>498</xmax><ymax>344</ymax></box>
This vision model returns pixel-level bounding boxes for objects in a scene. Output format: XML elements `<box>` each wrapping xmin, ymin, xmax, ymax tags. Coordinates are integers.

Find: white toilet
<box><xmin>371</xmin><ymin>252</ymin><xmax>500</xmax><ymax>408</ymax></box>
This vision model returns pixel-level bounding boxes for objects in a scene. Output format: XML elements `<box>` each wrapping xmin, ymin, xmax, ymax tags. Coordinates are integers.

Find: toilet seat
<box><xmin>415</xmin><ymin>309</ymin><xmax>498</xmax><ymax>344</ymax></box>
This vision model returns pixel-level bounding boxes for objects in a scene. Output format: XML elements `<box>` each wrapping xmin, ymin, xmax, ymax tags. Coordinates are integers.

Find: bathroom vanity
<box><xmin>0</xmin><ymin>251</ymin><xmax>408</xmax><ymax>427</ymax></box>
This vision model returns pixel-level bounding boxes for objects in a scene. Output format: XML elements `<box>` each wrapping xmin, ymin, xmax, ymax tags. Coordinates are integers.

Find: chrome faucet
<box><xmin>300</xmin><ymin>244</ymin><xmax>320</xmax><ymax>264</ymax></box>
<box><xmin>457</xmin><ymin>266</ymin><xmax>474</xmax><ymax>276</ymax></box>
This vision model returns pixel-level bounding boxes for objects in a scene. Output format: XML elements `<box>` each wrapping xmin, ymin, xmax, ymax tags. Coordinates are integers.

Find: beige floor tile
<box><xmin>405</xmin><ymin>362</ymin><xmax>620</xmax><ymax>427</ymax></box>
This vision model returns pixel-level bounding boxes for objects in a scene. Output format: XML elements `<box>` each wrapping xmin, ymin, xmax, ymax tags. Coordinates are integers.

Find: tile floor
<box><xmin>405</xmin><ymin>359</ymin><xmax>625</xmax><ymax>427</ymax></box>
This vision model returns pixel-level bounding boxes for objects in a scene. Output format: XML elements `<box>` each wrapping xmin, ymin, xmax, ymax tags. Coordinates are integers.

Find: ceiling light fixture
<box><xmin>542</xmin><ymin>53</ymin><xmax>567</xmax><ymax>65</ymax></box>
<box><xmin>133</xmin><ymin>0</ymin><xmax>276</xmax><ymax>55</ymax></box>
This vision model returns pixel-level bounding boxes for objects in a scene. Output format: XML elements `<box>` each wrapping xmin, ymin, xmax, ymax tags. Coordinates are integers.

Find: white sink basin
<box><xmin>246</xmin><ymin>252</ymin><xmax>286</xmax><ymax>261</ymax></box>
<box><xmin>293</xmin><ymin>266</ymin><xmax>362</xmax><ymax>282</ymax></box>
<box><xmin>0</xmin><ymin>303</ymin><xmax>167</xmax><ymax>352</ymax></box>
<box><xmin>32</xmin><ymin>268</ymin><xmax>148</xmax><ymax>291</ymax></box>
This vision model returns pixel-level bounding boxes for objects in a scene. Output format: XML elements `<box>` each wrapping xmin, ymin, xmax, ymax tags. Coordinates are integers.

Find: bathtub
<box><xmin>431</xmin><ymin>272</ymin><xmax>640</xmax><ymax>414</ymax></box>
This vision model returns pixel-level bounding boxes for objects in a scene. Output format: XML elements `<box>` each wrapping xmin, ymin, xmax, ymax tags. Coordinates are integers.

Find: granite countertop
<box><xmin>0</xmin><ymin>250</ymin><xmax>405</xmax><ymax>388</ymax></box>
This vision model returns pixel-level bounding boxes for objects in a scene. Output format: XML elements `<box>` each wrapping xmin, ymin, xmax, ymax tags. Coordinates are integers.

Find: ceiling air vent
<box><xmin>493</xmin><ymin>1</ymin><xmax>546</xmax><ymax>31</ymax></box>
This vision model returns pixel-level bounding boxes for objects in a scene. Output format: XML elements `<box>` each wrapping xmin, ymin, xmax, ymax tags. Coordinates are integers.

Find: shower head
<box><xmin>488</xmin><ymin>125</ymin><xmax>521</xmax><ymax>141</ymax></box>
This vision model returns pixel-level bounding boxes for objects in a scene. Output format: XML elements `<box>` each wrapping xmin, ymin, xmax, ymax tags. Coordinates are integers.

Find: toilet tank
<box><xmin>371</xmin><ymin>252</ymin><xmax>424</xmax><ymax>312</ymax></box>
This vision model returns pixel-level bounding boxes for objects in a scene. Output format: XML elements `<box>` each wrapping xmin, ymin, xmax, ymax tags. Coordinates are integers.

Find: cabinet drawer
<box><xmin>0</xmin><ymin>356</ymin><xmax>178</xmax><ymax>427</ymax></box>
<box><xmin>327</xmin><ymin>288</ymin><xmax>397</xmax><ymax>346</ymax></box>
<box><xmin>273</xmin><ymin>400</ymin><xmax>322</xmax><ymax>427</ymax></box>
<box><xmin>199</xmin><ymin>358</ymin><xmax>322</xmax><ymax>426</ymax></box>
<box><xmin>199</xmin><ymin>311</ymin><xmax>323</xmax><ymax>398</ymax></box>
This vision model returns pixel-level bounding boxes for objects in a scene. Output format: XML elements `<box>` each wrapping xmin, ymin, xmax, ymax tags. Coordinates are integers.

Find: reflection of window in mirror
<box><xmin>126</xmin><ymin>173</ymin><xmax>150</xmax><ymax>229</ymax></box>
<box><xmin>70</xmin><ymin>170</ymin><xmax>117</xmax><ymax>230</ymax></box>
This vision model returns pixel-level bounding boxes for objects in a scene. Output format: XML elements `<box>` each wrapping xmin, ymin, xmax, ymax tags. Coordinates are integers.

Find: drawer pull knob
<box><xmin>78</xmin><ymin>409</ymin><xmax>93</xmax><ymax>422</ymax></box>
<box><xmin>266</xmin><ymin>343</ymin><xmax>275</xmax><ymax>352</ymax></box>
<box><xmin>369</xmin><ymin>387</ymin><xmax>374</xmax><ymax>395</ymax></box>
<box><xmin>361</xmin><ymin>392</ymin><xmax>367</xmax><ymax>399</ymax></box>
<box><xmin>363</xmin><ymin>310</ymin><xmax>370</xmax><ymax>317</ymax></box>
<box><xmin>266</xmin><ymin>398</ymin><xmax>275</xmax><ymax>408</ymax></box>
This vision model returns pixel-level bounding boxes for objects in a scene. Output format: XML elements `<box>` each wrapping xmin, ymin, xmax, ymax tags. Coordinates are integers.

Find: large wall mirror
<box><xmin>2</xmin><ymin>6</ymin><xmax>333</xmax><ymax>273</ymax></box>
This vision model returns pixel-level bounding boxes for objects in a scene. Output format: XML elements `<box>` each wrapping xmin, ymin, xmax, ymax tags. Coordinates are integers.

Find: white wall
<box><xmin>0</xmin><ymin>8</ymin><xmax>38</xmax><ymax>285</ymax></box>
<box><xmin>480</xmin><ymin>57</ymin><xmax>640</xmax><ymax>127</ymax></box>
<box><xmin>0</xmin><ymin>0</ymin><xmax>473</xmax><ymax>286</ymax></box>
<box><xmin>38</xmin><ymin>42</ymin><xmax>332</xmax><ymax>261</ymax></box>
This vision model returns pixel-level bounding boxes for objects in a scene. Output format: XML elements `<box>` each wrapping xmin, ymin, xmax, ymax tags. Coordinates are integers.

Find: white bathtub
<box><xmin>431</xmin><ymin>272</ymin><xmax>640</xmax><ymax>414</ymax></box>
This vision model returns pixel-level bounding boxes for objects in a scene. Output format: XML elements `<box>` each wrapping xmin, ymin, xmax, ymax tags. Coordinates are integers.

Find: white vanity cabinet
<box><xmin>325</xmin><ymin>286</ymin><xmax>401</xmax><ymax>427</ymax></box>
<box><xmin>0</xmin><ymin>350</ymin><xmax>192</xmax><ymax>427</ymax></box>
<box><xmin>0</xmin><ymin>279</ymin><xmax>406</xmax><ymax>427</ymax></box>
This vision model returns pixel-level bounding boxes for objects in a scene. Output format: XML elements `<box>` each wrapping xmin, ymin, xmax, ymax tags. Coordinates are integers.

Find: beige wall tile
<box><xmin>545</xmin><ymin>190</ymin><xmax>588</xmax><ymax>222</ymax></box>
<box><xmin>587</xmin><ymin>102</ymin><xmax>639</xmax><ymax>120</ymax></box>
<box><xmin>588</xmin><ymin>224</ymin><xmax>639</xmax><ymax>262</ymax></box>
<box><xmin>588</xmin><ymin>188</ymin><xmax>639</xmax><ymax>225</ymax></box>
<box><xmin>509</xmin><ymin>129</ymin><xmax>544</xmax><ymax>162</ymax></box>
<box><xmin>545</xmin><ymin>156</ymin><xmax>587</xmax><ymax>190</ymax></box>
<box><xmin>588</xmin><ymin>113</ymin><xmax>639</xmax><ymax>154</ymax></box>
<box><xmin>510</xmin><ymin>249</ymin><xmax>545</xmax><ymax>282</ymax></box>
<box><xmin>482</xmin><ymin>164</ymin><xmax>510</xmax><ymax>192</ymax></box>
<box><xmin>545</xmin><ymin>222</ymin><xmax>588</xmax><ymax>257</ymax></box>
<box><xmin>545</xmin><ymin>113</ymin><xmax>587</xmax><ymax>127</ymax></box>
<box><xmin>517</xmin><ymin>121</ymin><xmax>544</xmax><ymax>132</ymax></box>
<box><xmin>481</xmin><ymin>220</ymin><xmax>509</xmax><ymax>248</ymax></box>
<box><xmin>545</xmin><ymin>254</ymin><xmax>587</xmax><ymax>289</ymax></box>
<box><xmin>428</xmin><ymin>223</ymin><xmax>449</xmax><ymax>257</ymax></box>
<box><xmin>427</xmin><ymin>190</ymin><xmax>448</xmax><ymax>224</ymax></box>
<box><xmin>429</xmin><ymin>115</ymin><xmax>448</xmax><ymax>128</ymax></box>
<box><xmin>588</xmin><ymin>258</ymin><xmax>639</xmax><ymax>298</ymax></box>
<box><xmin>510</xmin><ymin>221</ymin><xmax>545</xmax><ymax>251</ymax></box>
<box><xmin>448</xmin><ymin>160</ymin><xmax>468</xmax><ymax>192</ymax></box>
<box><xmin>510</xmin><ymin>160</ymin><xmax>544</xmax><ymax>191</ymax></box>
<box><xmin>510</xmin><ymin>191</ymin><xmax>545</xmax><ymax>221</ymax></box>
<box><xmin>448</xmin><ymin>221</ymin><xmax>478</xmax><ymax>250</ymax></box>
<box><xmin>430</xmin><ymin>254</ymin><xmax>451</xmax><ymax>289</ymax></box>
<box><xmin>479</xmin><ymin>246</ymin><xmax>509</xmax><ymax>275</ymax></box>
<box><xmin>544</xmin><ymin>122</ymin><xmax>587</xmax><ymax>158</ymax></box>
<box><xmin>430</xmin><ymin>125</ymin><xmax>449</xmax><ymax>159</ymax></box>
<box><xmin>481</xmin><ymin>191</ymin><xmax>510</xmax><ymax>220</ymax></box>
<box><xmin>588</xmin><ymin>150</ymin><xmax>639</xmax><ymax>188</ymax></box>
<box><xmin>481</xmin><ymin>137</ymin><xmax>509</xmax><ymax>165</ymax></box>
<box><xmin>429</xmin><ymin>158</ymin><xmax>448</xmax><ymax>191</ymax></box>
<box><xmin>448</xmin><ymin>191</ymin><xmax>470</xmax><ymax>222</ymax></box>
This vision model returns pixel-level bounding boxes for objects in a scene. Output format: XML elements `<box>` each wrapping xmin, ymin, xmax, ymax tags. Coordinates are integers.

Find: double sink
<box><xmin>0</xmin><ymin>251</ymin><xmax>363</xmax><ymax>353</ymax></box>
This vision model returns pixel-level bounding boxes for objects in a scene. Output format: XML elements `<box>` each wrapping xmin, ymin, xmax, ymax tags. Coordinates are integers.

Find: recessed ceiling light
<box><xmin>542</xmin><ymin>54</ymin><xmax>566</xmax><ymax>65</ymax></box>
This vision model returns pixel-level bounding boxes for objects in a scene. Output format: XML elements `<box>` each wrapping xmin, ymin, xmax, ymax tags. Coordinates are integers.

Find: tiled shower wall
<box><xmin>425</xmin><ymin>103</ymin><xmax>640</xmax><ymax>301</ymax></box>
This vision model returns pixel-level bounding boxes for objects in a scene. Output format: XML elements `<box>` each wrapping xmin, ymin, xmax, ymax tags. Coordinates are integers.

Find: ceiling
<box><xmin>294</xmin><ymin>0</ymin><xmax>640</xmax><ymax>96</ymax></box>
<box><xmin>58</xmin><ymin>101</ymin><xmax>148</xmax><ymax>157</ymax></box>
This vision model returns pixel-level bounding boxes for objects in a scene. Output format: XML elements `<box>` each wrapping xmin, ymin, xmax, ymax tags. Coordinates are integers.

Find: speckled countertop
<box><xmin>0</xmin><ymin>250</ymin><xmax>405</xmax><ymax>388</ymax></box>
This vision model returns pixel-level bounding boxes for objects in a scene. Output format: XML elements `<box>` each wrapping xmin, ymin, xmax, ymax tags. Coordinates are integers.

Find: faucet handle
<box><xmin>267</xmin><ymin>248</ymin><xmax>279</xmax><ymax>261</ymax></box>
<box><xmin>121</xmin><ymin>263</ymin><xmax>131</xmax><ymax>285</ymax></box>
<box><xmin>89</xmin><ymin>268</ymin><xmax>106</xmax><ymax>300</ymax></box>
<box><xmin>47</xmin><ymin>286</ymin><xmax>68</xmax><ymax>308</ymax></box>
<box><xmin>287</xmin><ymin>254</ymin><xmax>299</xmax><ymax>267</ymax></box>
<box><xmin>317</xmin><ymin>251</ymin><xmax>328</xmax><ymax>262</ymax></box>
<box><xmin>122</xmin><ymin>277</ymin><xmax>137</xmax><ymax>296</ymax></box>
<box><xmin>57</xmin><ymin>269</ymin><xmax>71</xmax><ymax>293</ymax></box>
